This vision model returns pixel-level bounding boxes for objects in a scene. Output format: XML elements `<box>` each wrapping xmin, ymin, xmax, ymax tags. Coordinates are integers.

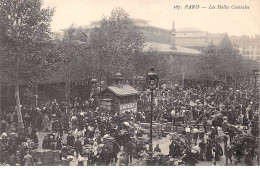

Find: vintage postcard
<box><xmin>0</xmin><ymin>0</ymin><xmax>259</xmax><ymax>166</ymax></box>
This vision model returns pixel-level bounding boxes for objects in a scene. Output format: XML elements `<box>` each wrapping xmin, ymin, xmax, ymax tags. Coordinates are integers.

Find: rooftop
<box><xmin>107</xmin><ymin>85</ymin><xmax>139</xmax><ymax>97</ymax></box>
<box><xmin>143</xmin><ymin>42</ymin><xmax>202</xmax><ymax>55</ymax></box>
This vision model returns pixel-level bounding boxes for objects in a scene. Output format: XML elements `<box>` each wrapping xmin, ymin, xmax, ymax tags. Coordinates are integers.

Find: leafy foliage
<box><xmin>197</xmin><ymin>35</ymin><xmax>244</xmax><ymax>82</ymax></box>
<box><xmin>89</xmin><ymin>8</ymin><xmax>145</xmax><ymax>78</ymax></box>
<box><xmin>0</xmin><ymin>0</ymin><xmax>55</xmax><ymax>83</ymax></box>
<box><xmin>133</xmin><ymin>48</ymin><xmax>168</xmax><ymax>78</ymax></box>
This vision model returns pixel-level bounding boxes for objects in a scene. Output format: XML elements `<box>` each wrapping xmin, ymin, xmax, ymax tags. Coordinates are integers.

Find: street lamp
<box><xmin>169</xmin><ymin>72</ymin><xmax>172</xmax><ymax>87</ymax></box>
<box><xmin>90</xmin><ymin>76</ymin><xmax>98</xmax><ymax>110</ymax></box>
<box><xmin>252</xmin><ymin>67</ymin><xmax>259</xmax><ymax>166</ymax></box>
<box><xmin>146</xmin><ymin>67</ymin><xmax>159</xmax><ymax>165</ymax></box>
<box><xmin>236</xmin><ymin>71</ymin><xmax>240</xmax><ymax>89</ymax></box>
<box><xmin>252</xmin><ymin>67</ymin><xmax>259</xmax><ymax>112</ymax></box>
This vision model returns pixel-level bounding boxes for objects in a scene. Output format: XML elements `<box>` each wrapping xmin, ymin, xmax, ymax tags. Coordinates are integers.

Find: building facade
<box><xmin>230</xmin><ymin>35</ymin><xmax>260</xmax><ymax>62</ymax></box>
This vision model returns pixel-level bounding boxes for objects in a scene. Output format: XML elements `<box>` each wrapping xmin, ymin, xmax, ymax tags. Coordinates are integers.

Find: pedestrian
<box><xmin>112</xmin><ymin>141</ymin><xmax>120</xmax><ymax>163</ymax></box>
<box><xmin>154</xmin><ymin>144</ymin><xmax>161</xmax><ymax>152</ymax></box>
<box><xmin>199</xmin><ymin>128</ymin><xmax>204</xmax><ymax>140</ymax></box>
<box><xmin>56</xmin><ymin>136</ymin><xmax>62</xmax><ymax>150</ymax></box>
<box><xmin>125</xmin><ymin>141</ymin><xmax>133</xmax><ymax>164</ymax></box>
<box><xmin>193</xmin><ymin>127</ymin><xmax>199</xmax><ymax>143</ymax></box>
<box><xmin>30</xmin><ymin>128</ymin><xmax>38</xmax><ymax>144</ymax></box>
<box><xmin>199</xmin><ymin>140</ymin><xmax>206</xmax><ymax>160</ymax></box>
<box><xmin>74</xmin><ymin>136</ymin><xmax>82</xmax><ymax>159</ymax></box>
<box><xmin>77</xmin><ymin>155</ymin><xmax>84</xmax><ymax>166</ymax></box>
<box><xmin>223</xmin><ymin>133</ymin><xmax>228</xmax><ymax>153</ymax></box>
<box><xmin>225</xmin><ymin>146</ymin><xmax>233</xmax><ymax>165</ymax></box>
<box><xmin>205</xmin><ymin>140</ymin><xmax>213</xmax><ymax>161</ymax></box>
<box><xmin>67</xmin><ymin>133</ymin><xmax>75</xmax><ymax>147</ymax></box>
<box><xmin>118</xmin><ymin>152</ymin><xmax>127</xmax><ymax>166</ymax></box>
<box><xmin>23</xmin><ymin>151</ymin><xmax>34</xmax><ymax>166</ymax></box>
<box><xmin>43</xmin><ymin>114</ymin><xmax>49</xmax><ymax>132</ymax></box>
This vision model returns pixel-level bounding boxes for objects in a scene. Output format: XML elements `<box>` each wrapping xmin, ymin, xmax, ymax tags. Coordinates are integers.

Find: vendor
<box><xmin>154</xmin><ymin>144</ymin><xmax>161</xmax><ymax>152</ymax></box>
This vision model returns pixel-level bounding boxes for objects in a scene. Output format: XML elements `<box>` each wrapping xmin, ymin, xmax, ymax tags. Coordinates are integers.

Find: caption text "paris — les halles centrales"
<box><xmin>173</xmin><ymin>4</ymin><xmax>250</xmax><ymax>10</ymax></box>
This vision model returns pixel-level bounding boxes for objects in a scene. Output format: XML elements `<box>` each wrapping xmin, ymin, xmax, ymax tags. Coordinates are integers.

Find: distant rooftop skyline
<box><xmin>43</xmin><ymin>0</ymin><xmax>260</xmax><ymax>36</ymax></box>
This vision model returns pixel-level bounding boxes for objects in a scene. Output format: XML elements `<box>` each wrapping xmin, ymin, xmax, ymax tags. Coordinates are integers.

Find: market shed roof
<box><xmin>143</xmin><ymin>42</ymin><xmax>202</xmax><ymax>55</ymax></box>
<box><xmin>107</xmin><ymin>85</ymin><xmax>139</xmax><ymax>97</ymax></box>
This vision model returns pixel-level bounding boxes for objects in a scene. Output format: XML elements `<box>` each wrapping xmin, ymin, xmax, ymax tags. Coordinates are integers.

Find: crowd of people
<box><xmin>0</xmin><ymin>79</ymin><xmax>259</xmax><ymax>166</ymax></box>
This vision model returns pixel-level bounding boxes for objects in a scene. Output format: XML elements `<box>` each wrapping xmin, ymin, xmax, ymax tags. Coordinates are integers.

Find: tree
<box><xmin>218</xmin><ymin>34</ymin><xmax>243</xmax><ymax>82</ymax></box>
<box><xmin>198</xmin><ymin>41</ymin><xmax>222</xmax><ymax>84</ymax></box>
<box><xmin>133</xmin><ymin>48</ymin><xmax>168</xmax><ymax>78</ymax></box>
<box><xmin>52</xmin><ymin>25</ymin><xmax>90</xmax><ymax>111</ymax></box>
<box><xmin>0</xmin><ymin>0</ymin><xmax>54</xmax><ymax>133</ymax></box>
<box><xmin>89</xmin><ymin>8</ymin><xmax>145</xmax><ymax>79</ymax></box>
<box><xmin>197</xmin><ymin>35</ymin><xmax>244</xmax><ymax>84</ymax></box>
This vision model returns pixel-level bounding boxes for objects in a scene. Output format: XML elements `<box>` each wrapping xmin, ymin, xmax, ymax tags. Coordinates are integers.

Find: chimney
<box><xmin>171</xmin><ymin>21</ymin><xmax>176</xmax><ymax>50</ymax></box>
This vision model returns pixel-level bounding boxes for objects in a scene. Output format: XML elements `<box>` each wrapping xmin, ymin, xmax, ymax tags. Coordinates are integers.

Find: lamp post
<box><xmin>90</xmin><ymin>76</ymin><xmax>98</xmax><ymax>110</ymax></box>
<box><xmin>236</xmin><ymin>71</ymin><xmax>240</xmax><ymax>89</ymax></box>
<box><xmin>169</xmin><ymin>72</ymin><xmax>172</xmax><ymax>88</ymax></box>
<box><xmin>252</xmin><ymin>67</ymin><xmax>259</xmax><ymax>166</ymax></box>
<box><xmin>252</xmin><ymin>67</ymin><xmax>259</xmax><ymax>113</ymax></box>
<box><xmin>146</xmin><ymin>67</ymin><xmax>159</xmax><ymax>165</ymax></box>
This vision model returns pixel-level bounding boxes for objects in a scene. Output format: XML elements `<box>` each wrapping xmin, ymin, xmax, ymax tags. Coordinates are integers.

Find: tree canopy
<box><xmin>89</xmin><ymin>8</ymin><xmax>145</xmax><ymax>78</ymax></box>
<box><xmin>0</xmin><ymin>0</ymin><xmax>55</xmax><ymax>83</ymax></box>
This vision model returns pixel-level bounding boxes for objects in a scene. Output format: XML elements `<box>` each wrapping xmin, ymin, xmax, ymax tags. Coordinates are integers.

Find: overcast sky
<box><xmin>43</xmin><ymin>0</ymin><xmax>260</xmax><ymax>36</ymax></box>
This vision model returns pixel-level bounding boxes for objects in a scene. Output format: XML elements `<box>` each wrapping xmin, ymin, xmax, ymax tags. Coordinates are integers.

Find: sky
<box><xmin>43</xmin><ymin>0</ymin><xmax>260</xmax><ymax>36</ymax></box>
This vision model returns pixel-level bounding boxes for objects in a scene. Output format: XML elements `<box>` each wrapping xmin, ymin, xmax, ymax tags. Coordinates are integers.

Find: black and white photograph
<box><xmin>0</xmin><ymin>0</ymin><xmax>259</xmax><ymax>166</ymax></box>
